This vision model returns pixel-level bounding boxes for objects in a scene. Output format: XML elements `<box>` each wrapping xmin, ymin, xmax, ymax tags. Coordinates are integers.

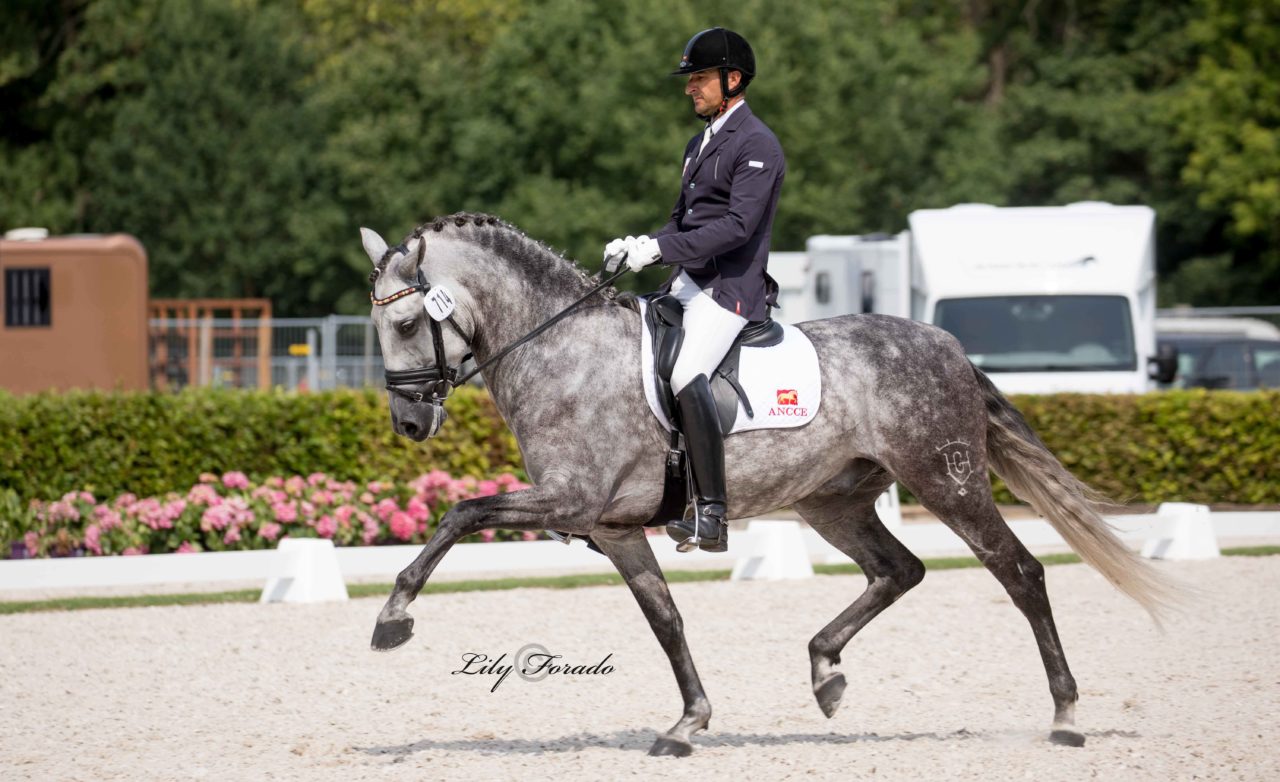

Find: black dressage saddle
<box><xmin>641</xmin><ymin>292</ymin><xmax>783</xmax><ymax>529</ymax></box>
<box><xmin>552</xmin><ymin>293</ymin><xmax>784</xmax><ymax>551</ymax></box>
<box><xmin>645</xmin><ymin>293</ymin><xmax>783</xmax><ymax>432</ymax></box>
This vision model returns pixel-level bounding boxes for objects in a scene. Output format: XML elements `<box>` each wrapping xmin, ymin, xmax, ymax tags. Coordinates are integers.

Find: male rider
<box><xmin>606</xmin><ymin>28</ymin><xmax>786</xmax><ymax>553</ymax></box>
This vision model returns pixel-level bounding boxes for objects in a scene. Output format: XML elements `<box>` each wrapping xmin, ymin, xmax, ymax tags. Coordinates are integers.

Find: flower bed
<box><xmin>7</xmin><ymin>470</ymin><xmax>532</xmax><ymax>559</ymax></box>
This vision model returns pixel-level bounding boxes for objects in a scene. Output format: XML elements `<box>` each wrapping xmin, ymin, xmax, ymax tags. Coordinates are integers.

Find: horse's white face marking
<box><xmin>936</xmin><ymin>439</ymin><xmax>974</xmax><ymax>495</ymax></box>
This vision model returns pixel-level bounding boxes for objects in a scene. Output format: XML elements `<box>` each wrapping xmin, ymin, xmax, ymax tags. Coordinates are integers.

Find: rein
<box><xmin>372</xmin><ymin>250</ymin><xmax>628</xmax><ymax>405</ymax></box>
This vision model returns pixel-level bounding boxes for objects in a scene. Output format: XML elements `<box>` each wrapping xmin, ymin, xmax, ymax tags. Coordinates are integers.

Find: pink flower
<box><xmin>307</xmin><ymin>472</ymin><xmax>327</xmax><ymax>487</ymax></box>
<box><xmin>359</xmin><ymin>491</ymin><xmax>374</xmax><ymax>504</ymax></box>
<box><xmin>122</xmin><ymin>546</ymin><xmax>146</xmax><ymax>556</ymax></box>
<box><xmin>334</xmin><ymin>505</ymin><xmax>356</xmax><ymax>525</ymax></box>
<box><xmin>273</xmin><ymin>502</ymin><xmax>298</xmax><ymax>524</ymax></box>
<box><xmin>223</xmin><ymin>526</ymin><xmax>241</xmax><ymax>545</ymax></box>
<box><xmin>284</xmin><ymin>476</ymin><xmax>306</xmax><ymax>496</ymax></box>
<box><xmin>176</xmin><ymin>541</ymin><xmax>198</xmax><ymax>554</ymax></box>
<box><xmin>367</xmin><ymin>480</ymin><xmax>387</xmax><ymax>494</ymax></box>
<box><xmin>23</xmin><ymin>531</ymin><xmax>39</xmax><ymax>556</ymax></box>
<box><xmin>222</xmin><ymin>471</ymin><xmax>251</xmax><ymax>490</ymax></box>
<box><xmin>48</xmin><ymin>500</ymin><xmax>80</xmax><ymax>523</ymax></box>
<box><xmin>259</xmin><ymin>522</ymin><xmax>282</xmax><ymax>542</ymax></box>
<box><xmin>360</xmin><ymin>513</ymin><xmax>380</xmax><ymax>545</ymax></box>
<box><xmin>406</xmin><ymin>497</ymin><xmax>431</xmax><ymax>523</ymax></box>
<box><xmin>315</xmin><ymin>515</ymin><xmax>337</xmax><ymax>539</ymax></box>
<box><xmin>78</xmin><ymin>491</ymin><xmax>96</xmax><ymax>504</ymax></box>
<box><xmin>388</xmin><ymin>511</ymin><xmax>415</xmax><ymax>541</ymax></box>
<box><xmin>521</xmin><ymin>530</ymin><xmax>538</xmax><ymax>541</ymax></box>
<box><xmin>374</xmin><ymin>498</ymin><xmax>400</xmax><ymax>522</ymax></box>
<box><xmin>93</xmin><ymin>504</ymin><xmax>123</xmax><ymax>530</ymax></box>
<box><xmin>477</xmin><ymin>480</ymin><xmax>499</xmax><ymax>497</ymax></box>
<box><xmin>202</xmin><ymin>504</ymin><xmax>233</xmax><ymax>531</ymax></box>
<box><xmin>84</xmin><ymin>525</ymin><xmax>102</xmax><ymax>555</ymax></box>
<box><xmin>480</xmin><ymin>529</ymin><xmax>496</xmax><ymax>542</ymax></box>
<box><xmin>198</xmin><ymin>473</ymin><xmax>219</xmax><ymax>484</ymax></box>
<box><xmin>113</xmin><ymin>493</ymin><xmax>138</xmax><ymax>509</ymax></box>
<box><xmin>445</xmin><ymin>477</ymin><xmax>477</xmax><ymax>502</ymax></box>
<box><xmin>186</xmin><ymin>484</ymin><xmax>221</xmax><ymax>506</ymax></box>
<box><xmin>308</xmin><ymin>489</ymin><xmax>334</xmax><ymax>506</ymax></box>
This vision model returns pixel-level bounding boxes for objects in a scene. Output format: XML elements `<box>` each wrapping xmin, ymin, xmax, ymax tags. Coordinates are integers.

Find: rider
<box><xmin>606</xmin><ymin>27</ymin><xmax>786</xmax><ymax>553</ymax></box>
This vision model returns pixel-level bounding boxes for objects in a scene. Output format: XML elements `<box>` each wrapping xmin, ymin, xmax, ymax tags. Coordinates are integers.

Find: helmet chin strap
<box><xmin>695</xmin><ymin>68</ymin><xmax>742</xmax><ymax>122</ymax></box>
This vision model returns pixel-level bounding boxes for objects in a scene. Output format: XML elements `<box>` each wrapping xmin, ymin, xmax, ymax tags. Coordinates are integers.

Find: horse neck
<box><xmin>441</xmin><ymin>234</ymin><xmax>615</xmax><ymax>388</ymax></box>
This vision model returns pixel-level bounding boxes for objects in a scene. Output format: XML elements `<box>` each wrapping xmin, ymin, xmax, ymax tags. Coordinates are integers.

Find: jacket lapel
<box><xmin>687</xmin><ymin>102</ymin><xmax>752</xmax><ymax>181</ymax></box>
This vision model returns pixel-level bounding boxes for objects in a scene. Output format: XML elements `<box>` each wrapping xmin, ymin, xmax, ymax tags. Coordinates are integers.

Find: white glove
<box><xmin>625</xmin><ymin>235</ymin><xmax>661</xmax><ymax>272</ymax></box>
<box><xmin>603</xmin><ymin>236</ymin><xmax>630</xmax><ymax>263</ymax></box>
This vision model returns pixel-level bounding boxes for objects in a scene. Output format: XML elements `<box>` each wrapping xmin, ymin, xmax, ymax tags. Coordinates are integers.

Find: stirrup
<box><xmin>671</xmin><ymin>502</ymin><xmax>727</xmax><ymax>553</ymax></box>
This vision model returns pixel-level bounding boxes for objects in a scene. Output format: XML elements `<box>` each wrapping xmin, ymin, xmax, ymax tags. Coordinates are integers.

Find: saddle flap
<box><xmin>639</xmin><ymin>297</ymin><xmax>821</xmax><ymax>437</ymax></box>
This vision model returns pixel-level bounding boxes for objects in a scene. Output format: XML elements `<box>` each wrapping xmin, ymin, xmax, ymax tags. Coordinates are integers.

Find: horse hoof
<box><xmin>370</xmin><ymin>616</ymin><xmax>415</xmax><ymax>651</ymax></box>
<box><xmin>815</xmin><ymin>673</ymin><xmax>846</xmax><ymax>718</ymax></box>
<box><xmin>1049</xmin><ymin>729</ymin><xmax>1086</xmax><ymax>747</ymax></box>
<box><xmin>648</xmin><ymin>735</ymin><xmax>693</xmax><ymax>757</ymax></box>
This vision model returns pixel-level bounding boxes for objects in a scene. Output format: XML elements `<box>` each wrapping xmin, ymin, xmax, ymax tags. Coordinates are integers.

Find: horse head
<box><xmin>362</xmin><ymin>226</ymin><xmax>476</xmax><ymax>441</ymax></box>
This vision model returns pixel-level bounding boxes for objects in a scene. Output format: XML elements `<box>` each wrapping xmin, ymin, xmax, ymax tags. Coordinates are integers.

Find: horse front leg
<box><xmin>591</xmin><ymin>526</ymin><xmax>711</xmax><ymax>757</ymax></box>
<box><xmin>371</xmin><ymin>484</ymin><xmax>597</xmax><ymax>651</ymax></box>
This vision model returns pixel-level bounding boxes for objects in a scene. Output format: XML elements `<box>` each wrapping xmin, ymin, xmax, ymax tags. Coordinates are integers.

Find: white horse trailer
<box><xmin>769</xmin><ymin>203</ymin><xmax>1170</xmax><ymax>394</ymax></box>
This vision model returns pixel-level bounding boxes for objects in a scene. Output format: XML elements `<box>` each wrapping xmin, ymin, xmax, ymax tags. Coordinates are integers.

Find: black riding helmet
<box><xmin>671</xmin><ymin>28</ymin><xmax>755</xmax><ymax>120</ymax></box>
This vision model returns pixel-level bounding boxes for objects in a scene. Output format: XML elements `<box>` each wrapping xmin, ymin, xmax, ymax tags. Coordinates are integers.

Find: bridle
<box><xmin>371</xmin><ymin>242</ymin><xmax>628</xmax><ymax>411</ymax></box>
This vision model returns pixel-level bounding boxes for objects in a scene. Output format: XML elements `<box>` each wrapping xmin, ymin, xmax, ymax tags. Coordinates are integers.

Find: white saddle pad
<box><xmin>639</xmin><ymin>299</ymin><xmax>822</xmax><ymax>435</ymax></box>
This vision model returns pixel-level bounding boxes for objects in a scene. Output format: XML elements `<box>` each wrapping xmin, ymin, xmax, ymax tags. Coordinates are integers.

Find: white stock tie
<box><xmin>696</xmin><ymin>124</ymin><xmax>713</xmax><ymax>160</ymax></box>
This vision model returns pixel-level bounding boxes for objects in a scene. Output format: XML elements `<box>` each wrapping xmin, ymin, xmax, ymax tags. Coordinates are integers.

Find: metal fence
<box><xmin>149</xmin><ymin>316</ymin><xmax>387</xmax><ymax>391</ymax></box>
<box><xmin>151</xmin><ymin>306</ymin><xmax>1280</xmax><ymax>392</ymax></box>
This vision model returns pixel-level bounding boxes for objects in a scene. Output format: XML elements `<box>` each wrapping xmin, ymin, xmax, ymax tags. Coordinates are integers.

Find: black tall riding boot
<box><xmin>666</xmin><ymin>374</ymin><xmax>728</xmax><ymax>553</ymax></box>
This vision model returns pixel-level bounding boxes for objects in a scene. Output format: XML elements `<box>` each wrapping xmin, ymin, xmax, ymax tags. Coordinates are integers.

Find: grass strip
<box><xmin>1</xmin><ymin>546</ymin><xmax>1273</xmax><ymax>616</ymax></box>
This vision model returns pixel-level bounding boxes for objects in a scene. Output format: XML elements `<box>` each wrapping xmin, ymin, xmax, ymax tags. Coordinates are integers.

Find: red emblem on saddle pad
<box><xmin>776</xmin><ymin>389</ymin><xmax>798</xmax><ymax>405</ymax></box>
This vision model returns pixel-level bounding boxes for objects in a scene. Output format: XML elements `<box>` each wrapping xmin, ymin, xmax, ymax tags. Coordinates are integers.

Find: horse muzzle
<box><xmin>389</xmin><ymin>396</ymin><xmax>447</xmax><ymax>441</ymax></box>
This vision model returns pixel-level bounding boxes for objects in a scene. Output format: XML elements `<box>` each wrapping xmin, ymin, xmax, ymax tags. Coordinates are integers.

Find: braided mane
<box><xmin>369</xmin><ymin>212</ymin><xmax>630</xmax><ymax>307</ymax></box>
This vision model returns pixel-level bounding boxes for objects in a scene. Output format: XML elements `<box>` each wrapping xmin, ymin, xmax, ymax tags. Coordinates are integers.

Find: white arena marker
<box><xmin>1140</xmin><ymin>502</ymin><xmax>1220</xmax><ymax>561</ymax></box>
<box><xmin>731</xmin><ymin>520</ymin><xmax>814</xmax><ymax>581</ymax></box>
<box><xmin>875</xmin><ymin>483</ymin><xmax>903</xmax><ymax>528</ymax></box>
<box><xmin>260</xmin><ymin>538</ymin><xmax>349</xmax><ymax>603</ymax></box>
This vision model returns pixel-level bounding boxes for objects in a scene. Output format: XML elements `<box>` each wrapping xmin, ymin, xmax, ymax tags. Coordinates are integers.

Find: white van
<box><xmin>771</xmin><ymin>203</ymin><xmax>1176</xmax><ymax>393</ymax></box>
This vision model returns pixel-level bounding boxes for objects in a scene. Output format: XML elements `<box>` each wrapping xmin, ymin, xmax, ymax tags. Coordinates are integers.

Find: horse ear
<box><xmin>388</xmin><ymin>236</ymin><xmax>425</xmax><ymax>280</ymax></box>
<box><xmin>360</xmin><ymin>227</ymin><xmax>388</xmax><ymax>266</ymax></box>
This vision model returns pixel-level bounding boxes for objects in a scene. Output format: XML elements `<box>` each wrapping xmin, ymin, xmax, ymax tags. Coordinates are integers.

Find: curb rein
<box><xmin>371</xmin><ymin>245</ymin><xmax>629</xmax><ymax>410</ymax></box>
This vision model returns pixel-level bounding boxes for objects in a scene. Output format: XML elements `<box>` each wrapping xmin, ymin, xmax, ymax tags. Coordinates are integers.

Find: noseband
<box><xmin>371</xmin><ymin>244</ymin><xmax>628</xmax><ymax>411</ymax></box>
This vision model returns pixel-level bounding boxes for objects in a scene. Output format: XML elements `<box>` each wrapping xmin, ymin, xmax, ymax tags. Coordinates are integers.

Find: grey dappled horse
<box><xmin>362</xmin><ymin>213</ymin><xmax>1175</xmax><ymax>757</ymax></box>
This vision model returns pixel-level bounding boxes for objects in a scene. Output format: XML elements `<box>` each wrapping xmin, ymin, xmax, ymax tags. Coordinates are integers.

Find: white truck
<box><xmin>771</xmin><ymin>202</ymin><xmax>1176</xmax><ymax>393</ymax></box>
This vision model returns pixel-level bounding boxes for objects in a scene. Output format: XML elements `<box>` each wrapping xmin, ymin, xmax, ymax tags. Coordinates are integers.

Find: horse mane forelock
<box><xmin>369</xmin><ymin>212</ymin><xmax>628</xmax><ymax>306</ymax></box>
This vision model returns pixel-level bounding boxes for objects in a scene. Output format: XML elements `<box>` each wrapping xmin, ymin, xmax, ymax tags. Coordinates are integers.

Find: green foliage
<box><xmin>1</xmin><ymin>0</ymin><xmax>1278</xmax><ymax>310</ymax></box>
<box><xmin>1005</xmin><ymin>390</ymin><xmax>1280</xmax><ymax>505</ymax></box>
<box><xmin>1</xmin><ymin>386</ymin><xmax>1277</xmax><ymax>509</ymax></box>
<box><xmin>0</xmin><ymin>386</ymin><xmax>522</xmax><ymax>503</ymax></box>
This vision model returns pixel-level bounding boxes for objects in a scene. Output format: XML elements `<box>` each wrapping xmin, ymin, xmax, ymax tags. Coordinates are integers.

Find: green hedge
<box><xmin>0</xmin><ymin>386</ymin><xmax>522</xmax><ymax>503</ymax></box>
<box><xmin>1003</xmin><ymin>390</ymin><xmax>1280</xmax><ymax>505</ymax></box>
<box><xmin>1</xmin><ymin>388</ymin><xmax>1277</xmax><ymax>508</ymax></box>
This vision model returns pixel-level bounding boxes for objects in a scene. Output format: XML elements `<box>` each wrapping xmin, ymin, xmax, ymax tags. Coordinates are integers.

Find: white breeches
<box><xmin>669</xmin><ymin>269</ymin><xmax>748</xmax><ymax>395</ymax></box>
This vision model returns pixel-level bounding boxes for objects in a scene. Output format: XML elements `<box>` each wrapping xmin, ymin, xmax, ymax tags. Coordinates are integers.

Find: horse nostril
<box><xmin>402</xmin><ymin>420</ymin><xmax>419</xmax><ymax>437</ymax></box>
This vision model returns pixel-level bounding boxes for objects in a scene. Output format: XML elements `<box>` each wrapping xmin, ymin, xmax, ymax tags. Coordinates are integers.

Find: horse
<box><xmin>361</xmin><ymin>212</ymin><xmax>1177</xmax><ymax>757</ymax></box>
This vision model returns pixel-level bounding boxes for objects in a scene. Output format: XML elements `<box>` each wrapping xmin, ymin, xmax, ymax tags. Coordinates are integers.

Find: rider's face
<box><xmin>685</xmin><ymin>69</ymin><xmax>740</xmax><ymax>116</ymax></box>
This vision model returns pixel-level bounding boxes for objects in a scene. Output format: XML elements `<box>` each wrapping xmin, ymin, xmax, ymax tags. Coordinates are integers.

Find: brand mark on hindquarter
<box><xmin>935</xmin><ymin>439</ymin><xmax>974</xmax><ymax>495</ymax></box>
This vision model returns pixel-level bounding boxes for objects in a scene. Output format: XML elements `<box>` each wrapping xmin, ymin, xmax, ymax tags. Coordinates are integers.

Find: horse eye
<box><xmin>397</xmin><ymin>318</ymin><xmax>417</xmax><ymax>336</ymax></box>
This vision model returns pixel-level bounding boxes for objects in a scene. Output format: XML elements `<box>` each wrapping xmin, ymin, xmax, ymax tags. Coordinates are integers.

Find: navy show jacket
<box><xmin>653</xmin><ymin>102</ymin><xmax>786</xmax><ymax>322</ymax></box>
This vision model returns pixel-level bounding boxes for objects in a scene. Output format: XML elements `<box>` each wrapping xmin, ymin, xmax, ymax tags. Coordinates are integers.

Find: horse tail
<box><xmin>973</xmin><ymin>363</ymin><xmax>1180</xmax><ymax>624</ymax></box>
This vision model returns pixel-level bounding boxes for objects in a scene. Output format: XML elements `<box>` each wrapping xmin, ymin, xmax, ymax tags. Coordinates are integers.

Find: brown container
<box><xmin>0</xmin><ymin>234</ymin><xmax>149</xmax><ymax>393</ymax></box>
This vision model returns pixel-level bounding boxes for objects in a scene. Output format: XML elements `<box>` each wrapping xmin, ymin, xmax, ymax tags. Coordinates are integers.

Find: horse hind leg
<box><xmin>794</xmin><ymin>468</ymin><xmax>925</xmax><ymax>719</ymax></box>
<box><xmin>903</xmin><ymin>465</ymin><xmax>1085</xmax><ymax>746</ymax></box>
